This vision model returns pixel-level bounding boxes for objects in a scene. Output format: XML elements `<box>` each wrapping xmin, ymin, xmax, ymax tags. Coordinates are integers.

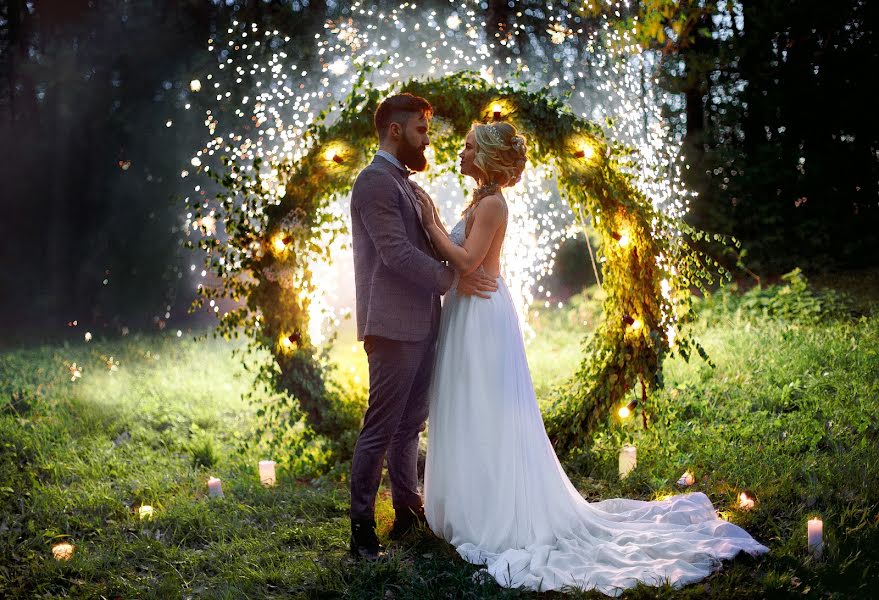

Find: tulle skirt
<box><xmin>424</xmin><ymin>277</ymin><xmax>768</xmax><ymax>596</ymax></box>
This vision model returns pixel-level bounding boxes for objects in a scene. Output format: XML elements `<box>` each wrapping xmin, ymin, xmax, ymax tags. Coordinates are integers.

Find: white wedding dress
<box><xmin>424</xmin><ymin>216</ymin><xmax>768</xmax><ymax>596</ymax></box>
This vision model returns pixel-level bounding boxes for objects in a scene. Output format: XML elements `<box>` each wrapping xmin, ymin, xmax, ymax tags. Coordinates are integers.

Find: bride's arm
<box><xmin>422</xmin><ymin>195</ymin><xmax>505</xmax><ymax>276</ymax></box>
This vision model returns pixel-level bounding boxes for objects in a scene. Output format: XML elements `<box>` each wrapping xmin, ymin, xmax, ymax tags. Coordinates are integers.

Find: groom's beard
<box><xmin>398</xmin><ymin>137</ymin><xmax>428</xmax><ymax>172</ymax></box>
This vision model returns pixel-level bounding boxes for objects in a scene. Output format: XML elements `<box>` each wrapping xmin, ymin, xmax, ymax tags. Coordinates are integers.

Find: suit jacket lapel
<box><xmin>373</xmin><ymin>157</ymin><xmax>437</xmax><ymax>255</ymax></box>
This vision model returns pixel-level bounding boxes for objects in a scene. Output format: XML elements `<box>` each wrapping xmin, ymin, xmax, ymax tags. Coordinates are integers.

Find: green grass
<box><xmin>1</xmin><ymin>274</ymin><xmax>878</xmax><ymax>598</ymax></box>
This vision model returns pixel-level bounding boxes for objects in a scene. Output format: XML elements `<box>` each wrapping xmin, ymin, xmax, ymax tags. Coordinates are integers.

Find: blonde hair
<box><xmin>471</xmin><ymin>122</ymin><xmax>528</xmax><ymax>188</ymax></box>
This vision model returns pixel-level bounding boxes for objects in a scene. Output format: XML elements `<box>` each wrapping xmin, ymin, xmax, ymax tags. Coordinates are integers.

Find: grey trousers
<box><xmin>349</xmin><ymin>331</ymin><xmax>437</xmax><ymax>521</ymax></box>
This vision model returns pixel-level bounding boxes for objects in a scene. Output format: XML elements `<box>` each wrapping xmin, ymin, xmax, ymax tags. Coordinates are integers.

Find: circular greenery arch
<box><xmin>192</xmin><ymin>71</ymin><xmax>729</xmax><ymax>466</ymax></box>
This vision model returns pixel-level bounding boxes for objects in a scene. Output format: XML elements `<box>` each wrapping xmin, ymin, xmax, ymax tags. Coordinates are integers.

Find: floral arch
<box><xmin>191</xmin><ymin>71</ymin><xmax>726</xmax><ymax>464</ymax></box>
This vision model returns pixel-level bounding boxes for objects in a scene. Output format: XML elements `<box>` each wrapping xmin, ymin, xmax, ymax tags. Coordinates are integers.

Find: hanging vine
<box><xmin>185</xmin><ymin>71</ymin><xmax>731</xmax><ymax>466</ymax></box>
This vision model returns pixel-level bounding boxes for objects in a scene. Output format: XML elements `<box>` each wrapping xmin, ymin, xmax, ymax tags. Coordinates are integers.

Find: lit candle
<box><xmin>677</xmin><ymin>470</ymin><xmax>695</xmax><ymax>487</ymax></box>
<box><xmin>738</xmin><ymin>491</ymin><xmax>755</xmax><ymax>510</ymax></box>
<box><xmin>808</xmin><ymin>517</ymin><xmax>823</xmax><ymax>559</ymax></box>
<box><xmin>619</xmin><ymin>445</ymin><xmax>637</xmax><ymax>479</ymax></box>
<box><xmin>207</xmin><ymin>476</ymin><xmax>224</xmax><ymax>498</ymax></box>
<box><xmin>52</xmin><ymin>542</ymin><xmax>74</xmax><ymax>561</ymax></box>
<box><xmin>138</xmin><ymin>505</ymin><xmax>154</xmax><ymax>520</ymax></box>
<box><xmin>259</xmin><ymin>460</ymin><xmax>276</xmax><ymax>487</ymax></box>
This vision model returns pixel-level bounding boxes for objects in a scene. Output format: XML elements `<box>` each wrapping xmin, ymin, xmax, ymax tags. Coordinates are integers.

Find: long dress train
<box><xmin>424</xmin><ymin>217</ymin><xmax>768</xmax><ymax>596</ymax></box>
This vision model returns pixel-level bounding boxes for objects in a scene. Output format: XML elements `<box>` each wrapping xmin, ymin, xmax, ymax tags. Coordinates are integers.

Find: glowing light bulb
<box><xmin>617</xmin><ymin>231</ymin><xmax>631</xmax><ymax>248</ymax></box>
<box><xmin>271</xmin><ymin>235</ymin><xmax>287</xmax><ymax>253</ymax></box>
<box><xmin>491</xmin><ymin>103</ymin><xmax>502</xmax><ymax>120</ymax></box>
<box><xmin>617</xmin><ymin>398</ymin><xmax>637</xmax><ymax>419</ymax></box>
<box><xmin>324</xmin><ymin>148</ymin><xmax>343</xmax><ymax>164</ymax></box>
<box><xmin>139</xmin><ymin>505</ymin><xmax>154</xmax><ymax>519</ymax></box>
<box><xmin>630</xmin><ymin>318</ymin><xmax>643</xmax><ymax>331</ymax></box>
<box><xmin>574</xmin><ymin>143</ymin><xmax>595</xmax><ymax>160</ymax></box>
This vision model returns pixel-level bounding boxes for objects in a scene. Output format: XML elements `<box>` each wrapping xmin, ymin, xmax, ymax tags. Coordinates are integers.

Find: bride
<box><xmin>413</xmin><ymin>122</ymin><xmax>768</xmax><ymax>596</ymax></box>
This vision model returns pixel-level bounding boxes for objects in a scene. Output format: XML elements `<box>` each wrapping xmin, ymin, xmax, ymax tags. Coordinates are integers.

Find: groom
<box><xmin>348</xmin><ymin>93</ymin><xmax>497</xmax><ymax>559</ymax></box>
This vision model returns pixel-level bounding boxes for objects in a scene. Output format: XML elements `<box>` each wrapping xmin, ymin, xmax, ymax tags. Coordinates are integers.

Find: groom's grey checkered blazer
<box><xmin>350</xmin><ymin>155</ymin><xmax>455</xmax><ymax>342</ymax></box>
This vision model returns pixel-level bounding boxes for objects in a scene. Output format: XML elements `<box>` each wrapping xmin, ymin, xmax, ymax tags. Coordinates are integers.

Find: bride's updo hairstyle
<box><xmin>472</xmin><ymin>122</ymin><xmax>528</xmax><ymax>188</ymax></box>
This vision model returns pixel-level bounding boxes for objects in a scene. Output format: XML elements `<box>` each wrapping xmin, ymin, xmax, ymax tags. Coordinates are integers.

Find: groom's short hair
<box><xmin>374</xmin><ymin>94</ymin><xmax>433</xmax><ymax>140</ymax></box>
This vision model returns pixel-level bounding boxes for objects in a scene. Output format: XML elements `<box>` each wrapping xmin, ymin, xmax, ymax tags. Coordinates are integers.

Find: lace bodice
<box><xmin>449</xmin><ymin>218</ymin><xmax>467</xmax><ymax>247</ymax></box>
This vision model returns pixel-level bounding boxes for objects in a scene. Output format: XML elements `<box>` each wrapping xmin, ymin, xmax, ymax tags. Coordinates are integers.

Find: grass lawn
<box><xmin>1</xmin><ymin>273</ymin><xmax>878</xmax><ymax>598</ymax></box>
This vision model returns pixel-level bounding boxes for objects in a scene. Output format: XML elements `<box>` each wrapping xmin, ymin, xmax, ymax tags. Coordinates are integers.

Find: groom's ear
<box><xmin>388</xmin><ymin>121</ymin><xmax>402</xmax><ymax>140</ymax></box>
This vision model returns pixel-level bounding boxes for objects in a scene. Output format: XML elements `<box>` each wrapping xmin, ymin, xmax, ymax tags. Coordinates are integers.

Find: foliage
<box><xmin>186</xmin><ymin>70</ymin><xmax>730</xmax><ymax>464</ymax></box>
<box><xmin>699</xmin><ymin>268</ymin><xmax>856</xmax><ymax>324</ymax></box>
<box><xmin>1</xmin><ymin>285</ymin><xmax>878</xmax><ymax>597</ymax></box>
<box><xmin>591</xmin><ymin>0</ymin><xmax>879</xmax><ymax>273</ymax></box>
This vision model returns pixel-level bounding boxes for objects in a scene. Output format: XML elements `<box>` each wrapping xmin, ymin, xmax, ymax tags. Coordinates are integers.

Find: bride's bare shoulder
<box><xmin>475</xmin><ymin>193</ymin><xmax>507</xmax><ymax>216</ymax></box>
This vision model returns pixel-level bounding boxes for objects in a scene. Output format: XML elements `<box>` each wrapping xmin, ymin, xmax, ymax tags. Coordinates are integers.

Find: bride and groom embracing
<box><xmin>348</xmin><ymin>93</ymin><xmax>767</xmax><ymax>595</ymax></box>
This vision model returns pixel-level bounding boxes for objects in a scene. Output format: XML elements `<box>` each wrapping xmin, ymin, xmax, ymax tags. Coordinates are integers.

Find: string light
<box><xmin>271</xmin><ymin>234</ymin><xmax>289</xmax><ymax>253</ymax></box>
<box><xmin>279</xmin><ymin>331</ymin><xmax>301</xmax><ymax>351</ymax></box>
<box><xmin>184</xmin><ymin>0</ymin><xmax>691</xmax><ymax>348</ymax></box>
<box><xmin>324</xmin><ymin>148</ymin><xmax>344</xmax><ymax>164</ymax></box>
<box><xmin>617</xmin><ymin>397</ymin><xmax>637</xmax><ymax>418</ymax></box>
<box><xmin>574</xmin><ymin>142</ymin><xmax>595</xmax><ymax>160</ymax></box>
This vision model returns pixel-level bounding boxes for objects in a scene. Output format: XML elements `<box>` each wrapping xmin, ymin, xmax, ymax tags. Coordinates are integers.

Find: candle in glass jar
<box><xmin>619</xmin><ymin>445</ymin><xmax>637</xmax><ymax>479</ymax></box>
<box><xmin>52</xmin><ymin>542</ymin><xmax>74</xmax><ymax>561</ymax></box>
<box><xmin>738</xmin><ymin>491</ymin><xmax>755</xmax><ymax>510</ymax></box>
<box><xmin>807</xmin><ymin>517</ymin><xmax>823</xmax><ymax>559</ymax></box>
<box><xmin>258</xmin><ymin>460</ymin><xmax>276</xmax><ymax>487</ymax></box>
<box><xmin>677</xmin><ymin>470</ymin><xmax>695</xmax><ymax>487</ymax></box>
<box><xmin>207</xmin><ymin>476</ymin><xmax>224</xmax><ymax>498</ymax></box>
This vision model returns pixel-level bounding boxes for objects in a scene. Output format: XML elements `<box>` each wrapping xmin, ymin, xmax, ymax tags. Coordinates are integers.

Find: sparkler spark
<box><xmin>184</xmin><ymin>1</ymin><xmax>691</xmax><ymax>347</ymax></box>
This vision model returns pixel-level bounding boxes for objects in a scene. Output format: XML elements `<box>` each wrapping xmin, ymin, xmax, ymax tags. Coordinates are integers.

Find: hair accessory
<box><xmin>472</xmin><ymin>180</ymin><xmax>501</xmax><ymax>203</ymax></box>
<box><xmin>483</xmin><ymin>124</ymin><xmax>504</xmax><ymax>145</ymax></box>
<box><xmin>510</xmin><ymin>136</ymin><xmax>525</xmax><ymax>153</ymax></box>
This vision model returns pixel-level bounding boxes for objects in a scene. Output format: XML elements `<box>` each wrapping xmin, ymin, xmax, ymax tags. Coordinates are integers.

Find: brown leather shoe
<box><xmin>388</xmin><ymin>505</ymin><xmax>428</xmax><ymax>540</ymax></box>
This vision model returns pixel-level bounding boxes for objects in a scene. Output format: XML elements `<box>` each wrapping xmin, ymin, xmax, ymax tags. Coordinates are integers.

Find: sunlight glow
<box><xmin>182</xmin><ymin>1</ymin><xmax>691</xmax><ymax>347</ymax></box>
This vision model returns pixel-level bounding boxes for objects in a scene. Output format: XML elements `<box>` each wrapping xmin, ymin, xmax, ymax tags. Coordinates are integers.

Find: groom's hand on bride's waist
<box><xmin>457</xmin><ymin>271</ymin><xmax>498</xmax><ymax>299</ymax></box>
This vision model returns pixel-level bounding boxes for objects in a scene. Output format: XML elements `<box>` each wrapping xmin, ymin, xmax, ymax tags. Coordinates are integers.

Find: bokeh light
<box><xmin>182</xmin><ymin>1</ymin><xmax>692</xmax><ymax>346</ymax></box>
